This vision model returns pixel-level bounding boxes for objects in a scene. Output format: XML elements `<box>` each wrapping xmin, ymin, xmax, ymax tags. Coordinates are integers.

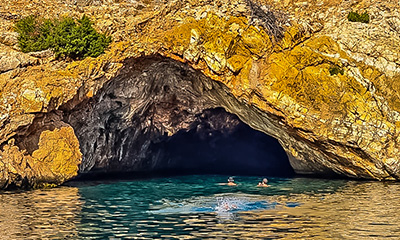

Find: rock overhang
<box><xmin>1</xmin><ymin>0</ymin><xmax>400</xmax><ymax>189</ymax></box>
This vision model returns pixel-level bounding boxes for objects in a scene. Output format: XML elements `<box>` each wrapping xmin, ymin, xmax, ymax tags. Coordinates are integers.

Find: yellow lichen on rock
<box><xmin>0</xmin><ymin>126</ymin><xmax>81</xmax><ymax>189</ymax></box>
<box><xmin>32</xmin><ymin>127</ymin><xmax>82</xmax><ymax>185</ymax></box>
<box><xmin>0</xmin><ymin>141</ymin><xmax>32</xmax><ymax>188</ymax></box>
<box><xmin>164</xmin><ymin>12</ymin><xmax>271</xmax><ymax>76</ymax></box>
<box><xmin>1</xmin><ymin>0</ymin><xmax>400</xmax><ymax>186</ymax></box>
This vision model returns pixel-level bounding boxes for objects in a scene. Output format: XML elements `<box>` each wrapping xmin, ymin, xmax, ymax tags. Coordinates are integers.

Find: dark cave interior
<box><xmin>148</xmin><ymin>108</ymin><xmax>295</xmax><ymax>177</ymax></box>
<box><xmin>73</xmin><ymin>108</ymin><xmax>295</xmax><ymax>180</ymax></box>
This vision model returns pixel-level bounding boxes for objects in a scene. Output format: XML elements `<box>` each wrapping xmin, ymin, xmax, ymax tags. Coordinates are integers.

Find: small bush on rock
<box><xmin>14</xmin><ymin>15</ymin><xmax>51</xmax><ymax>53</ymax></box>
<box><xmin>329</xmin><ymin>66</ymin><xmax>344</xmax><ymax>76</ymax></box>
<box><xmin>14</xmin><ymin>15</ymin><xmax>111</xmax><ymax>60</ymax></box>
<box><xmin>347</xmin><ymin>11</ymin><xmax>370</xmax><ymax>24</ymax></box>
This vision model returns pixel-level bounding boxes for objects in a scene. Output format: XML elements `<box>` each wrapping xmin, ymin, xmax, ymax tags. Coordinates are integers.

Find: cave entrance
<box><xmin>148</xmin><ymin>108</ymin><xmax>294</xmax><ymax>177</ymax></box>
<box><xmin>65</xmin><ymin>56</ymin><xmax>295</xmax><ymax>180</ymax></box>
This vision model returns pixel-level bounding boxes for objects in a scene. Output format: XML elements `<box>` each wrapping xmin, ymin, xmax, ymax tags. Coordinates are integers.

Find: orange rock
<box><xmin>32</xmin><ymin>127</ymin><xmax>82</xmax><ymax>187</ymax></box>
<box><xmin>0</xmin><ymin>0</ymin><xmax>400</xmax><ymax>188</ymax></box>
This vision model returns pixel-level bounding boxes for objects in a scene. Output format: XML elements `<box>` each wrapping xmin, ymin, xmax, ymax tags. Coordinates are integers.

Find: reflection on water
<box><xmin>0</xmin><ymin>187</ymin><xmax>82</xmax><ymax>240</ymax></box>
<box><xmin>1</xmin><ymin>176</ymin><xmax>400</xmax><ymax>239</ymax></box>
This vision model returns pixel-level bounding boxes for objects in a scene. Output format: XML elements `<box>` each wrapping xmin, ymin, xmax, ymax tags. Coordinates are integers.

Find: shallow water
<box><xmin>1</xmin><ymin>175</ymin><xmax>400</xmax><ymax>239</ymax></box>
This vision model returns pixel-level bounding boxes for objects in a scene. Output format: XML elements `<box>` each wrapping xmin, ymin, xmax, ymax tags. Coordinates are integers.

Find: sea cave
<box><xmin>61</xmin><ymin>56</ymin><xmax>296</xmax><ymax>180</ymax></box>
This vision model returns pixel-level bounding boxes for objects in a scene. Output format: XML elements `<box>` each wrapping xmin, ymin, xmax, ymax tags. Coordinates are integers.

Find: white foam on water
<box><xmin>215</xmin><ymin>196</ymin><xmax>241</xmax><ymax>212</ymax></box>
<box><xmin>147</xmin><ymin>193</ymin><xmax>277</xmax><ymax>216</ymax></box>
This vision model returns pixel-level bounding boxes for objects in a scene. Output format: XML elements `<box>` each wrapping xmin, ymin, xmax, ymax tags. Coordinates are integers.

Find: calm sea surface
<box><xmin>0</xmin><ymin>175</ymin><xmax>399</xmax><ymax>239</ymax></box>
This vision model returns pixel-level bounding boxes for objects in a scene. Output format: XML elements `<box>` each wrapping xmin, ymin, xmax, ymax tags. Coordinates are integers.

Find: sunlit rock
<box><xmin>1</xmin><ymin>0</ymin><xmax>400</xmax><ymax>188</ymax></box>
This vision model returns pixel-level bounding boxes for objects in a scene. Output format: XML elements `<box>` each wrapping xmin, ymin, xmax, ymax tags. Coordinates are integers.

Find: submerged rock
<box><xmin>0</xmin><ymin>0</ymin><xmax>400</xmax><ymax>188</ymax></box>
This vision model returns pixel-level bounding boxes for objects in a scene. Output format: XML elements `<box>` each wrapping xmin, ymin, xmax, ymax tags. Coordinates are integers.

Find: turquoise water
<box><xmin>1</xmin><ymin>175</ymin><xmax>400</xmax><ymax>239</ymax></box>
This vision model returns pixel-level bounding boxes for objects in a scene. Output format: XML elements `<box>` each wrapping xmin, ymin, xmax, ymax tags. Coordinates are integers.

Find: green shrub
<box><xmin>347</xmin><ymin>11</ymin><xmax>370</xmax><ymax>24</ymax></box>
<box><xmin>329</xmin><ymin>66</ymin><xmax>344</xmax><ymax>76</ymax></box>
<box><xmin>14</xmin><ymin>15</ymin><xmax>111</xmax><ymax>60</ymax></box>
<box><xmin>14</xmin><ymin>15</ymin><xmax>49</xmax><ymax>53</ymax></box>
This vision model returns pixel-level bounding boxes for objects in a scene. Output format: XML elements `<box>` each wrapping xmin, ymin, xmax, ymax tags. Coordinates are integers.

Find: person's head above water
<box><xmin>218</xmin><ymin>177</ymin><xmax>237</xmax><ymax>186</ymax></box>
<box><xmin>257</xmin><ymin>178</ymin><xmax>268</xmax><ymax>187</ymax></box>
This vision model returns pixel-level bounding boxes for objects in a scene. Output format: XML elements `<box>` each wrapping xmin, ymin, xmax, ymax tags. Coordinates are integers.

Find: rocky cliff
<box><xmin>1</xmin><ymin>0</ymin><xmax>400</xmax><ymax>189</ymax></box>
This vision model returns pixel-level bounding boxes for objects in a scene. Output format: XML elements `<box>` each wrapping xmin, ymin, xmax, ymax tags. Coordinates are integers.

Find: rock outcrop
<box><xmin>1</xmin><ymin>0</ymin><xmax>400</xmax><ymax>188</ymax></box>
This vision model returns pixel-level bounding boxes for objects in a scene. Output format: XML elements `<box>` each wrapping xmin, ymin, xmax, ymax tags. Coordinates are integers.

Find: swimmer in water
<box><xmin>217</xmin><ymin>176</ymin><xmax>237</xmax><ymax>186</ymax></box>
<box><xmin>257</xmin><ymin>178</ymin><xmax>269</xmax><ymax>187</ymax></box>
<box><xmin>227</xmin><ymin>177</ymin><xmax>237</xmax><ymax>186</ymax></box>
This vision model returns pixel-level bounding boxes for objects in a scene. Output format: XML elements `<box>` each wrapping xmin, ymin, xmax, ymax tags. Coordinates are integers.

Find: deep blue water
<box><xmin>1</xmin><ymin>175</ymin><xmax>400</xmax><ymax>239</ymax></box>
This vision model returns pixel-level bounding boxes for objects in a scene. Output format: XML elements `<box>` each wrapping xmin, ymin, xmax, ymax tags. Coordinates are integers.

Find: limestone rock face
<box><xmin>0</xmin><ymin>126</ymin><xmax>81</xmax><ymax>189</ymax></box>
<box><xmin>1</xmin><ymin>0</ymin><xmax>400</xmax><ymax>188</ymax></box>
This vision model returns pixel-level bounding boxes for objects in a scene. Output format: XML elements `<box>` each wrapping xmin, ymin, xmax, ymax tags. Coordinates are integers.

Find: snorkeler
<box><xmin>257</xmin><ymin>178</ymin><xmax>268</xmax><ymax>187</ymax></box>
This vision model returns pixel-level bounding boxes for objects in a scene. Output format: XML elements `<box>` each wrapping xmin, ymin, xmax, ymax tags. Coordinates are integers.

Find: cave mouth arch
<box><xmin>147</xmin><ymin>108</ymin><xmax>294</xmax><ymax>177</ymax></box>
<box><xmin>72</xmin><ymin>108</ymin><xmax>295</xmax><ymax>181</ymax></box>
<box><xmin>64</xmin><ymin>55</ymin><xmax>295</xmax><ymax>180</ymax></box>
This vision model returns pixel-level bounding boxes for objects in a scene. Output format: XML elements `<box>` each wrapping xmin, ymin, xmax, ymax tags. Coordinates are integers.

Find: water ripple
<box><xmin>1</xmin><ymin>176</ymin><xmax>400</xmax><ymax>239</ymax></box>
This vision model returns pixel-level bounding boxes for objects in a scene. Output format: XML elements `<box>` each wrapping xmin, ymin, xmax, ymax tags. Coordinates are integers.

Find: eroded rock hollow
<box><xmin>64</xmin><ymin>56</ymin><xmax>294</xmax><ymax>178</ymax></box>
